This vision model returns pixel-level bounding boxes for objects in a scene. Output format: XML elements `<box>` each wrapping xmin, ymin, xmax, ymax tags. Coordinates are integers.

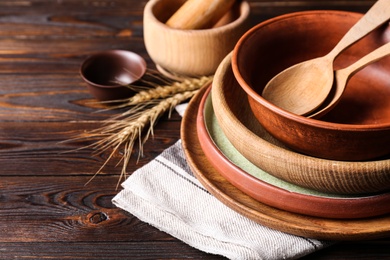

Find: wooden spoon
<box><xmin>166</xmin><ymin>0</ymin><xmax>236</xmax><ymax>30</ymax></box>
<box><xmin>308</xmin><ymin>41</ymin><xmax>390</xmax><ymax>119</ymax></box>
<box><xmin>261</xmin><ymin>0</ymin><xmax>390</xmax><ymax>115</ymax></box>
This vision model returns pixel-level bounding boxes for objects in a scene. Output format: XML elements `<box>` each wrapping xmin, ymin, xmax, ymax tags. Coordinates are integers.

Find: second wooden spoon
<box><xmin>308</xmin><ymin>41</ymin><xmax>390</xmax><ymax>119</ymax></box>
<box><xmin>261</xmin><ymin>0</ymin><xmax>390</xmax><ymax>115</ymax></box>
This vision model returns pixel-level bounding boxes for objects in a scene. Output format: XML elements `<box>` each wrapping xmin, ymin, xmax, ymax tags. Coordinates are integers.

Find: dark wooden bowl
<box><xmin>80</xmin><ymin>50</ymin><xmax>146</xmax><ymax>101</ymax></box>
<box><xmin>232</xmin><ymin>10</ymin><xmax>390</xmax><ymax>161</ymax></box>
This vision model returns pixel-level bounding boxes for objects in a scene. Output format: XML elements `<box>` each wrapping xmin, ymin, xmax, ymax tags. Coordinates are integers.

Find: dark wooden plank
<box><xmin>0</xmin><ymin>1</ymin><xmax>146</xmax><ymax>39</ymax></box>
<box><xmin>3</xmin><ymin>240</ymin><xmax>390</xmax><ymax>260</ymax></box>
<box><xmin>0</xmin><ymin>0</ymin><xmax>375</xmax><ymax>40</ymax></box>
<box><xmin>0</xmin><ymin>89</ymin><xmax>129</xmax><ymax>121</ymax></box>
<box><xmin>303</xmin><ymin>241</ymin><xmax>390</xmax><ymax>259</ymax></box>
<box><xmin>0</xmin><ymin>0</ymin><xmax>147</xmax><ymax>16</ymax></box>
<box><xmin>0</xmin><ymin>242</ymin><xmax>226</xmax><ymax>259</ymax></box>
<box><xmin>0</xmin><ymin>38</ymin><xmax>148</xmax><ymax>65</ymax></box>
<box><xmin>1</xmin><ymin>174</ymin><xmax>389</xmax><ymax>259</ymax></box>
<box><xmin>0</xmin><ymin>119</ymin><xmax>181</xmax><ymax>176</ymax></box>
<box><xmin>0</xmin><ymin>175</ymin><xmax>169</xmax><ymax>242</ymax></box>
<box><xmin>0</xmin><ymin>174</ymin><xmax>225</xmax><ymax>258</ymax></box>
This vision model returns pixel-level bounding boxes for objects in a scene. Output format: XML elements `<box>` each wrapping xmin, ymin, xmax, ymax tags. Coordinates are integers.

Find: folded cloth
<box><xmin>113</xmin><ymin>140</ymin><xmax>331</xmax><ymax>260</ymax></box>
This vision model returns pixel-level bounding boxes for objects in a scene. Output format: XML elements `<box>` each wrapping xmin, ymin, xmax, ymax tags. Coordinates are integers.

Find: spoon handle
<box><xmin>328</xmin><ymin>0</ymin><xmax>390</xmax><ymax>58</ymax></box>
<box><xmin>166</xmin><ymin>0</ymin><xmax>236</xmax><ymax>29</ymax></box>
<box><xmin>340</xmin><ymin>41</ymin><xmax>390</xmax><ymax>78</ymax></box>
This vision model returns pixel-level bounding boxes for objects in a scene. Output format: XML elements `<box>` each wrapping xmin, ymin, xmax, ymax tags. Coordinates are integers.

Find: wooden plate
<box><xmin>181</xmin><ymin>86</ymin><xmax>390</xmax><ymax>241</ymax></box>
<box><xmin>197</xmin><ymin>86</ymin><xmax>390</xmax><ymax>219</ymax></box>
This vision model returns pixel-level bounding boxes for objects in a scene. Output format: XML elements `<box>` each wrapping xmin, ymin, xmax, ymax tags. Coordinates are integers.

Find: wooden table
<box><xmin>1</xmin><ymin>0</ymin><xmax>389</xmax><ymax>259</ymax></box>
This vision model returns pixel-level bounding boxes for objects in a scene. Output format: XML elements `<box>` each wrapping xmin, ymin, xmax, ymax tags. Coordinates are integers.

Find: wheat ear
<box><xmin>105</xmin><ymin>76</ymin><xmax>212</xmax><ymax>110</ymax></box>
<box><xmin>86</xmin><ymin>89</ymin><xmax>200</xmax><ymax>188</ymax></box>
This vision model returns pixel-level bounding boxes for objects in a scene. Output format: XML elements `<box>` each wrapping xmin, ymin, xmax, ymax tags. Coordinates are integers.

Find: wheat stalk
<box><xmin>126</xmin><ymin>76</ymin><xmax>210</xmax><ymax>103</ymax></box>
<box><xmin>103</xmin><ymin>75</ymin><xmax>211</xmax><ymax>110</ymax></box>
<box><xmin>71</xmin><ymin>75</ymin><xmax>212</xmax><ymax>188</ymax></box>
<box><xmin>85</xmin><ymin>89</ymin><xmax>201</xmax><ymax>188</ymax></box>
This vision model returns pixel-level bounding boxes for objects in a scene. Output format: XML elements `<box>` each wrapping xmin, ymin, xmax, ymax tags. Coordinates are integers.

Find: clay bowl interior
<box><xmin>198</xmin><ymin>86</ymin><xmax>390</xmax><ymax>219</ymax></box>
<box><xmin>232</xmin><ymin>10</ymin><xmax>390</xmax><ymax>161</ymax></box>
<box><xmin>212</xmin><ymin>52</ymin><xmax>390</xmax><ymax>195</ymax></box>
<box><xmin>143</xmin><ymin>0</ymin><xmax>250</xmax><ymax>77</ymax></box>
<box><xmin>80</xmin><ymin>50</ymin><xmax>146</xmax><ymax>101</ymax></box>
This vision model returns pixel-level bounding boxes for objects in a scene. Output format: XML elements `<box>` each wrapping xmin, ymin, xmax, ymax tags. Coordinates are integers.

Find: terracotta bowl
<box><xmin>232</xmin><ymin>10</ymin><xmax>390</xmax><ymax>161</ymax></box>
<box><xmin>143</xmin><ymin>0</ymin><xmax>250</xmax><ymax>77</ymax></box>
<box><xmin>212</xmin><ymin>53</ymin><xmax>390</xmax><ymax>195</ymax></box>
<box><xmin>198</xmin><ymin>86</ymin><xmax>390</xmax><ymax>219</ymax></box>
<box><xmin>80</xmin><ymin>50</ymin><xmax>146</xmax><ymax>101</ymax></box>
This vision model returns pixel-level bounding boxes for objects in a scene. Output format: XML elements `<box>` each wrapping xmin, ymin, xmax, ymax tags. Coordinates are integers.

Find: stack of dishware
<box><xmin>181</xmin><ymin>8</ymin><xmax>390</xmax><ymax>240</ymax></box>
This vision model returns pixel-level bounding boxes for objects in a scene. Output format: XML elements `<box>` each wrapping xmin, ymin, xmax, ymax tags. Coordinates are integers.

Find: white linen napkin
<box><xmin>113</xmin><ymin>140</ymin><xmax>330</xmax><ymax>260</ymax></box>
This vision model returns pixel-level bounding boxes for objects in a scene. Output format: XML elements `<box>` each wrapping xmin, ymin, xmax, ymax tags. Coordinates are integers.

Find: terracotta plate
<box><xmin>181</xmin><ymin>86</ymin><xmax>390</xmax><ymax>241</ymax></box>
<box><xmin>197</xmin><ymin>86</ymin><xmax>390</xmax><ymax>219</ymax></box>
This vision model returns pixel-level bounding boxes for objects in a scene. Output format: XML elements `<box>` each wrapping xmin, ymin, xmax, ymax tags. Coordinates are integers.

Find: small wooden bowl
<box><xmin>198</xmin><ymin>86</ymin><xmax>390</xmax><ymax>219</ymax></box>
<box><xmin>212</xmin><ymin>53</ymin><xmax>390</xmax><ymax>195</ymax></box>
<box><xmin>80</xmin><ymin>50</ymin><xmax>146</xmax><ymax>101</ymax></box>
<box><xmin>143</xmin><ymin>0</ymin><xmax>250</xmax><ymax>77</ymax></box>
<box><xmin>232</xmin><ymin>10</ymin><xmax>390</xmax><ymax>161</ymax></box>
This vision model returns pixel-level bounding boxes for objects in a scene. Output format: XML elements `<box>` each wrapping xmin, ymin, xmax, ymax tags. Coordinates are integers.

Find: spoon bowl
<box><xmin>262</xmin><ymin>57</ymin><xmax>334</xmax><ymax>115</ymax></box>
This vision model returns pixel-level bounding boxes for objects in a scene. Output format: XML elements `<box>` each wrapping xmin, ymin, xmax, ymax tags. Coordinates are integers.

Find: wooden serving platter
<box><xmin>181</xmin><ymin>86</ymin><xmax>390</xmax><ymax>241</ymax></box>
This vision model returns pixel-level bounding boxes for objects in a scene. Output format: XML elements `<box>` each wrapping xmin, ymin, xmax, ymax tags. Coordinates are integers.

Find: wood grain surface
<box><xmin>1</xmin><ymin>0</ymin><xmax>389</xmax><ymax>259</ymax></box>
